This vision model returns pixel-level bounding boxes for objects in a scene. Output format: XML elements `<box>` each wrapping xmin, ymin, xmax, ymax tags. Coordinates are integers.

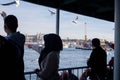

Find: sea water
<box><xmin>24</xmin><ymin>47</ymin><xmax>114</xmax><ymax>72</ymax></box>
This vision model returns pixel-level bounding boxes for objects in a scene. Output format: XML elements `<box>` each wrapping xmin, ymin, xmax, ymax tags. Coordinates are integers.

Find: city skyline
<box><xmin>0</xmin><ymin>0</ymin><xmax>114</xmax><ymax>42</ymax></box>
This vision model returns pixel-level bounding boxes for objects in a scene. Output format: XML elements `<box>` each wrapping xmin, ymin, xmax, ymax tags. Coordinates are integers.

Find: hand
<box><xmin>0</xmin><ymin>11</ymin><xmax>7</xmax><ymax>18</ymax></box>
<box><xmin>34</xmin><ymin>68</ymin><xmax>40</xmax><ymax>74</ymax></box>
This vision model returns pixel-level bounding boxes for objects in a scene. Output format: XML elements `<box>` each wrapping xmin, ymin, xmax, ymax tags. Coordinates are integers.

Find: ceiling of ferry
<box><xmin>22</xmin><ymin>0</ymin><xmax>114</xmax><ymax>22</ymax></box>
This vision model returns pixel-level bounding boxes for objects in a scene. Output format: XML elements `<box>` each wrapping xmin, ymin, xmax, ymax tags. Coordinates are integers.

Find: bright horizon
<box><xmin>0</xmin><ymin>0</ymin><xmax>115</xmax><ymax>42</ymax></box>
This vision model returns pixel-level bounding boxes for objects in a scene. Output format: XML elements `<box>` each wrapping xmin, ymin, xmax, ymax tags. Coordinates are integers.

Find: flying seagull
<box><xmin>48</xmin><ymin>9</ymin><xmax>55</xmax><ymax>15</ymax></box>
<box><xmin>0</xmin><ymin>0</ymin><xmax>20</xmax><ymax>7</ymax></box>
<box><xmin>75</xmin><ymin>16</ymin><xmax>78</xmax><ymax>20</ymax></box>
<box><xmin>72</xmin><ymin>20</ymin><xmax>77</xmax><ymax>24</ymax></box>
<box><xmin>72</xmin><ymin>16</ymin><xmax>79</xmax><ymax>24</ymax></box>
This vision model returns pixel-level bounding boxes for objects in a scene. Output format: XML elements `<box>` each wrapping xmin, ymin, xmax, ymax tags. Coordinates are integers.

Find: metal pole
<box><xmin>114</xmin><ymin>0</ymin><xmax>120</xmax><ymax>80</ymax></box>
<box><xmin>56</xmin><ymin>8</ymin><xmax>60</xmax><ymax>35</ymax></box>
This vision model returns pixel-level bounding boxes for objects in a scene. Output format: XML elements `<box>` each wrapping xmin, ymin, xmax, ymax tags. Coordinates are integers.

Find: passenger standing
<box><xmin>1</xmin><ymin>11</ymin><xmax>26</xmax><ymax>80</ymax></box>
<box><xmin>34</xmin><ymin>33</ymin><xmax>63</xmax><ymax>80</ymax></box>
<box><xmin>87</xmin><ymin>38</ymin><xmax>107</xmax><ymax>80</ymax></box>
<box><xmin>0</xmin><ymin>35</ymin><xmax>18</xmax><ymax>80</ymax></box>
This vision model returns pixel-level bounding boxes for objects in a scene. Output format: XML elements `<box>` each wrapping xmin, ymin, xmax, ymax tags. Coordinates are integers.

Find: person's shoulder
<box><xmin>21</xmin><ymin>33</ymin><xmax>25</xmax><ymax>39</ymax></box>
<box><xmin>48</xmin><ymin>51</ymin><xmax>60</xmax><ymax>60</ymax></box>
<box><xmin>0</xmin><ymin>35</ymin><xmax>5</xmax><ymax>39</ymax></box>
<box><xmin>17</xmin><ymin>31</ymin><xmax>25</xmax><ymax>39</ymax></box>
<box><xmin>0</xmin><ymin>35</ymin><xmax>15</xmax><ymax>48</ymax></box>
<box><xmin>17</xmin><ymin>31</ymin><xmax>25</xmax><ymax>36</ymax></box>
<box><xmin>0</xmin><ymin>35</ymin><xmax>6</xmax><ymax>44</ymax></box>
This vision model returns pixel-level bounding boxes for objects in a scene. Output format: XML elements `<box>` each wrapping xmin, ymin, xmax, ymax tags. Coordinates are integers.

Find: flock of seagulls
<box><xmin>0</xmin><ymin>1</ymin><xmax>79</xmax><ymax>24</ymax></box>
<box><xmin>48</xmin><ymin>9</ymin><xmax>79</xmax><ymax>24</ymax></box>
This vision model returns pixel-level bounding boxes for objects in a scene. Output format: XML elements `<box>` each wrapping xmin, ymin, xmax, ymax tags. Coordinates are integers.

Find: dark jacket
<box><xmin>0</xmin><ymin>35</ymin><xmax>18</xmax><ymax>80</ymax></box>
<box><xmin>6</xmin><ymin>32</ymin><xmax>25</xmax><ymax>80</ymax></box>
<box><xmin>87</xmin><ymin>46</ymin><xmax>107</xmax><ymax>80</ymax></box>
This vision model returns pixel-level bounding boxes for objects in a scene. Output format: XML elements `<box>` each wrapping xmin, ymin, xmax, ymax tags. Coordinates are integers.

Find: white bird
<box><xmin>72</xmin><ymin>16</ymin><xmax>78</xmax><ymax>24</ymax></box>
<box><xmin>75</xmin><ymin>16</ymin><xmax>78</xmax><ymax>20</ymax></box>
<box><xmin>0</xmin><ymin>0</ymin><xmax>20</xmax><ymax>7</ymax></box>
<box><xmin>72</xmin><ymin>20</ymin><xmax>77</xmax><ymax>24</ymax></box>
<box><xmin>48</xmin><ymin>9</ymin><xmax>55</xmax><ymax>15</ymax></box>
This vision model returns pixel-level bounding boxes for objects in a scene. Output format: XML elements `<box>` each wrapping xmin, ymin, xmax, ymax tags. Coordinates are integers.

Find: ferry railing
<box><xmin>24</xmin><ymin>66</ymin><xmax>89</xmax><ymax>80</ymax></box>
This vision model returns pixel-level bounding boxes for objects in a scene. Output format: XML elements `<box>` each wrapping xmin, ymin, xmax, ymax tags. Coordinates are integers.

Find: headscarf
<box><xmin>39</xmin><ymin>33</ymin><xmax>63</xmax><ymax>65</ymax></box>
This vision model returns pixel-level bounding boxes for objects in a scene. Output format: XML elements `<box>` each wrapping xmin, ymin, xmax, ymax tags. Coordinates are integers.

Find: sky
<box><xmin>0</xmin><ymin>0</ymin><xmax>115</xmax><ymax>42</ymax></box>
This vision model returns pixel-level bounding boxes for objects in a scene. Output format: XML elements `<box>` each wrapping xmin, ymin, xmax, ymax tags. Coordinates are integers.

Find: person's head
<box><xmin>4</xmin><ymin>15</ymin><xmax>18</xmax><ymax>34</ymax></box>
<box><xmin>92</xmin><ymin>38</ymin><xmax>100</xmax><ymax>48</ymax></box>
<box><xmin>44</xmin><ymin>33</ymin><xmax>63</xmax><ymax>51</ymax></box>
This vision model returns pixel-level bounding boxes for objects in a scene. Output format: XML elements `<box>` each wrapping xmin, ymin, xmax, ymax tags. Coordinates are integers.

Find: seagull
<box><xmin>75</xmin><ymin>16</ymin><xmax>78</xmax><ymax>20</ymax></box>
<box><xmin>72</xmin><ymin>16</ymin><xmax>78</xmax><ymax>24</ymax></box>
<box><xmin>72</xmin><ymin>20</ymin><xmax>77</xmax><ymax>24</ymax></box>
<box><xmin>48</xmin><ymin>9</ymin><xmax>55</xmax><ymax>15</ymax></box>
<box><xmin>0</xmin><ymin>0</ymin><xmax>20</xmax><ymax>7</ymax></box>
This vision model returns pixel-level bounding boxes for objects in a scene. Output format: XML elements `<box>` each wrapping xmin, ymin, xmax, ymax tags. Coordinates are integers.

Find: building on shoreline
<box><xmin>24</xmin><ymin>33</ymin><xmax>113</xmax><ymax>50</ymax></box>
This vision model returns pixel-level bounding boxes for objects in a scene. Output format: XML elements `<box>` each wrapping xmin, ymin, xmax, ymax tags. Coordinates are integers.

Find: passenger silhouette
<box><xmin>87</xmin><ymin>38</ymin><xmax>107</xmax><ymax>80</ymax></box>
<box><xmin>34</xmin><ymin>33</ymin><xmax>63</xmax><ymax>80</ymax></box>
<box><xmin>1</xmin><ymin>11</ymin><xmax>26</xmax><ymax>80</ymax></box>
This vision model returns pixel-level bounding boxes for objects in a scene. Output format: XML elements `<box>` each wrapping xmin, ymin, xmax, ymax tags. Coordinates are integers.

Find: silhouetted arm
<box><xmin>32</xmin><ymin>44</ymin><xmax>43</xmax><ymax>53</ymax></box>
<box><xmin>0</xmin><ymin>11</ymin><xmax>7</xmax><ymax>19</ymax></box>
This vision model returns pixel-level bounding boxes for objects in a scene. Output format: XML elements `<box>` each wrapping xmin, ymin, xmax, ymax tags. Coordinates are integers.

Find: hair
<box><xmin>4</xmin><ymin>15</ymin><xmax>18</xmax><ymax>32</ymax></box>
<box><xmin>92</xmin><ymin>38</ymin><xmax>100</xmax><ymax>47</ymax></box>
<box><xmin>39</xmin><ymin>33</ymin><xmax>63</xmax><ymax>65</ymax></box>
<box><xmin>44</xmin><ymin>33</ymin><xmax>63</xmax><ymax>51</ymax></box>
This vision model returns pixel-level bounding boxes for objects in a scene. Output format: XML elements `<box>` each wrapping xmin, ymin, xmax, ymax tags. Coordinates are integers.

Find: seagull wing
<box><xmin>48</xmin><ymin>9</ymin><xmax>55</xmax><ymax>15</ymax></box>
<box><xmin>72</xmin><ymin>20</ymin><xmax>77</xmax><ymax>24</ymax></box>
<box><xmin>75</xmin><ymin>16</ymin><xmax>78</xmax><ymax>20</ymax></box>
<box><xmin>15</xmin><ymin>0</ymin><xmax>20</xmax><ymax>7</ymax></box>
<box><xmin>0</xmin><ymin>1</ymin><xmax>16</xmax><ymax>6</ymax></box>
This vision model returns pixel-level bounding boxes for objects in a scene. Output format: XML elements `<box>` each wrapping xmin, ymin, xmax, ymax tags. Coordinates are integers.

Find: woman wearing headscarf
<box><xmin>35</xmin><ymin>33</ymin><xmax>63</xmax><ymax>80</ymax></box>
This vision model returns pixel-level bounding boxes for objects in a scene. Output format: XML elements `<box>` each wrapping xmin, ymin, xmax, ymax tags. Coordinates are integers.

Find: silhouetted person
<box><xmin>35</xmin><ymin>33</ymin><xmax>63</xmax><ymax>80</ymax></box>
<box><xmin>0</xmin><ymin>35</ymin><xmax>18</xmax><ymax>80</ymax></box>
<box><xmin>87</xmin><ymin>38</ymin><xmax>107</xmax><ymax>80</ymax></box>
<box><xmin>107</xmin><ymin>43</ymin><xmax>114</xmax><ymax>80</ymax></box>
<box><xmin>1</xmin><ymin>11</ymin><xmax>26</xmax><ymax>80</ymax></box>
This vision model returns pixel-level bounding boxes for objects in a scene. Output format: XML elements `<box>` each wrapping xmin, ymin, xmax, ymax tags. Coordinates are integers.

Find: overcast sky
<box><xmin>0</xmin><ymin>0</ymin><xmax>115</xmax><ymax>42</ymax></box>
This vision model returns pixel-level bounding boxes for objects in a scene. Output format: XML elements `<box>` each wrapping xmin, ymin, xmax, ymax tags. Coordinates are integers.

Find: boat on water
<box><xmin>75</xmin><ymin>45</ymin><xmax>92</xmax><ymax>50</ymax></box>
<box><xmin>75</xmin><ymin>46</ymin><xmax>92</xmax><ymax>50</ymax></box>
<box><xmin>75</xmin><ymin>42</ymin><xmax>92</xmax><ymax>50</ymax></box>
<box><xmin>63</xmin><ymin>43</ymin><xmax>74</xmax><ymax>48</ymax></box>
